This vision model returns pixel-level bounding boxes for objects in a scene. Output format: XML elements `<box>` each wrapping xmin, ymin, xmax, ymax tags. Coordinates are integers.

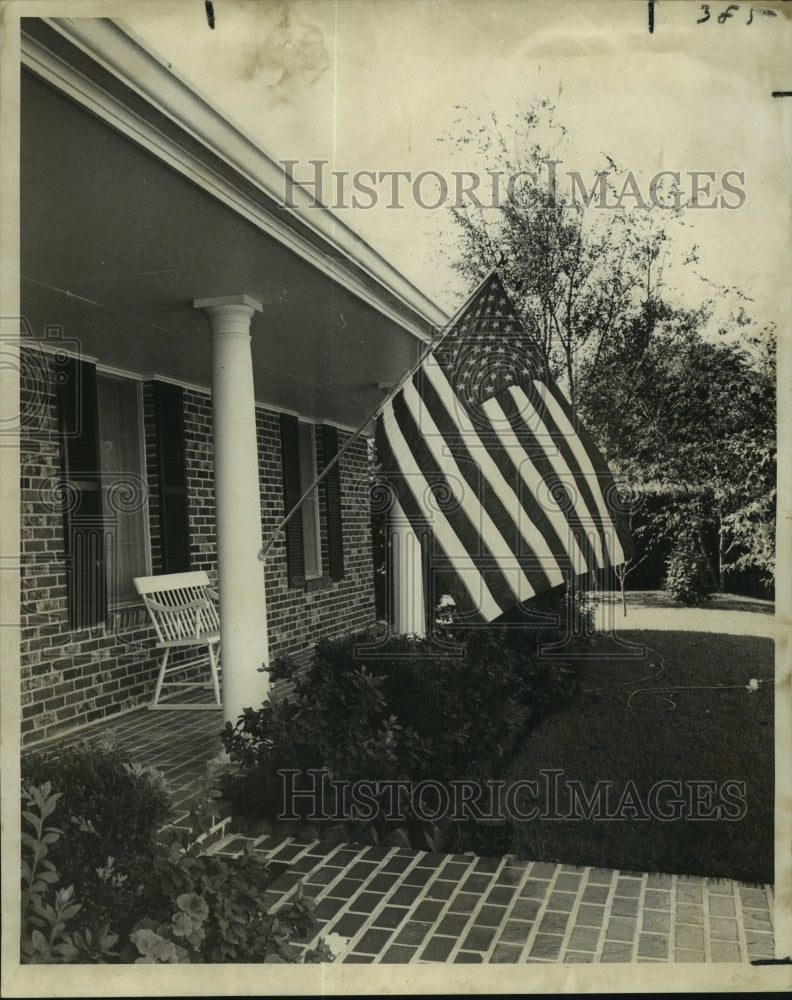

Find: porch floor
<box><xmin>36</xmin><ymin>693</ymin><xmax>776</xmax><ymax>965</ymax></box>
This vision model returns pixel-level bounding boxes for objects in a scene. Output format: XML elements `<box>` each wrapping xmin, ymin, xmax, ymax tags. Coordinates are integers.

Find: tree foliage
<box><xmin>442</xmin><ymin>103</ymin><xmax>776</xmax><ymax>596</ymax></box>
<box><xmin>440</xmin><ymin>103</ymin><xmax>691</xmax><ymax>407</ymax></box>
<box><xmin>583</xmin><ymin>306</ymin><xmax>775</xmax><ymax>591</ymax></box>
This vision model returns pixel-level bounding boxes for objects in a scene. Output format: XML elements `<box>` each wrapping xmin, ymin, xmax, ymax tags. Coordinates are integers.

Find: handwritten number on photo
<box><xmin>697</xmin><ymin>4</ymin><xmax>777</xmax><ymax>25</ymax></box>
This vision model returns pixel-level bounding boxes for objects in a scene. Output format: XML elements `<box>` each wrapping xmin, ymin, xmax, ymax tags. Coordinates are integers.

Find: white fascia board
<box><xmin>20</xmin><ymin>17</ymin><xmax>448</xmax><ymax>342</ymax></box>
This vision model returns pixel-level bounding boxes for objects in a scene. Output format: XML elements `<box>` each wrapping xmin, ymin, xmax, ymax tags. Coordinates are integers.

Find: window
<box><xmin>96</xmin><ymin>374</ymin><xmax>149</xmax><ymax>605</ymax></box>
<box><xmin>280</xmin><ymin>415</ymin><xmax>345</xmax><ymax>587</ymax></box>
<box><xmin>56</xmin><ymin>356</ymin><xmax>152</xmax><ymax>627</ymax></box>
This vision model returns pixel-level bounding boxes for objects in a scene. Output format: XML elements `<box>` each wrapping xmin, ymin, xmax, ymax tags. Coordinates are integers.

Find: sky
<box><xmin>120</xmin><ymin>0</ymin><xmax>792</xmax><ymax>334</ymax></box>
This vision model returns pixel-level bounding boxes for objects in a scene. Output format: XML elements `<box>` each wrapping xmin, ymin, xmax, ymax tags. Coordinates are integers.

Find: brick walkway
<box><xmin>212</xmin><ymin>834</ymin><xmax>775</xmax><ymax>964</ymax></box>
<box><xmin>30</xmin><ymin>695</ymin><xmax>776</xmax><ymax>965</ymax></box>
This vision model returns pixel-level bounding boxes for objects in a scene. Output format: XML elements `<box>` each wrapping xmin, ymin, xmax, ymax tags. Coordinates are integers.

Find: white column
<box><xmin>389</xmin><ymin>500</ymin><xmax>426</xmax><ymax>636</ymax></box>
<box><xmin>194</xmin><ymin>294</ymin><xmax>269</xmax><ymax>726</ymax></box>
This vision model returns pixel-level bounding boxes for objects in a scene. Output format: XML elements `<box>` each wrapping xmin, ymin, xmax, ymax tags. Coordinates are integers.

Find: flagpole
<box><xmin>258</xmin><ymin>262</ymin><xmax>500</xmax><ymax>562</ymax></box>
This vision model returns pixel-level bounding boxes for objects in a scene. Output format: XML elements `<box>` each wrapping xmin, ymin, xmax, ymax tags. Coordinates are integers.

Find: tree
<box><xmin>439</xmin><ymin>103</ymin><xmax>688</xmax><ymax>409</ymax></box>
<box><xmin>441</xmin><ymin>102</ymin><xmax>776</xmax><ymax>600</ymax></box>
<box><xmin>582</xmin><ymin>311</ymin><xmax>776</xmax><ymax>597</ymax></box>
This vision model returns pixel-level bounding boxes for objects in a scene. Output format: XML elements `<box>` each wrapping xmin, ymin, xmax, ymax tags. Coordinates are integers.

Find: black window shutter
<box><xmin>280</xmin><ymin>413</ymin><xmax>304</xmax><ymax>586</ymax></box>
<box><xmin>153</xmin><ymin>381</ymin><xmax>190</xmax><ymax>573</ymax></box>
<box><xmin>54</xmin><ymin>355</ymin><xmax>106</xmax><ymax>630</ymax></box>
<box><xmin>320</xmin><ymin>424</ymin><xmax>345</xmax><ymax>580</ymax></box>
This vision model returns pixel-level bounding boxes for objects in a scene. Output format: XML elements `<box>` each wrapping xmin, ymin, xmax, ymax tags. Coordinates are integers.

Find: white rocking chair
<box><xmin>133</xmin><ymin>570</ymin><xmax>221</xmax><ymax>710</ymax></box>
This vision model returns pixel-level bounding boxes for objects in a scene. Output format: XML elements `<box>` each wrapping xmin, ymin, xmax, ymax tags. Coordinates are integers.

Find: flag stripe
<box><xmin>401</xmin><ymin>377</ymin><xmax>538</xmax><ymax>604</ymax></box>
<box><xmin>479</xmin><ymin>390</ymin><xmax>592</xmax><ymax>578</ymax></box>
<box><xmin>511</xmin><ymin>381</ymin><xmax>615</xmax><ymax>566</ymax></box>
<box><xmin>374</xmin><ymin>418</ymin><xmax>489</xmax><ymax>622</ymax></box>
<box><xmin>495</xmin><ymin>387</ymin><xmax>604</xmax><ymax>569</ymax></box>
<box><xmin>420</xmin><ymin>358</ymin><xmax>566</xmax><ymax>591</ymax></box>
<box><xmin>391</xmin><ymin>385</ymin><xmax>530</xmax><ymax>611</ymax></box>
<box><xmin>542</xmin><ymin>377</ymin><xmax>635</xmax><ymax>562</ymax></box>
<box><xmin>526</xmin><ymin>380</ymin><xmax>625</xmax><ymax>567</ymax></box>
<box><xmin>378</xmin><ymin>399</ymin><xmax>505</xmax><ymax>621</ymax></box>
<box><xmin>516</xmin><ymin>380</ymin><xmax>611</xmax><ymax>559</ymax></box>
<box><xmin>534</xmin><ymin>383</ymin><xmax>624</xmax><ymax>565</ymax></box>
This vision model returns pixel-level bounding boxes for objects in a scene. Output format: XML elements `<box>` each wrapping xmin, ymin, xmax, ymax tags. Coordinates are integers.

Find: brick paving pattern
<box><xmin>29</xmin><ymin>700</ymin><xmax>776</xmax><ymax>965</ymax></box>
<box><xmin>209</xmin><ymin>835</ymin><xmax>774</xmax><ymax>964</ymax></box>
<box><xmin>24</xmin><ymin>690</ymin><xmax>227</xmax><ymax>815</ymax></box>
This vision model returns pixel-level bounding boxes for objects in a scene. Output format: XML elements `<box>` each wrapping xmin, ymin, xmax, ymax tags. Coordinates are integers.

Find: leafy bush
<box><xmin>128</xmin><ymin>833</ymin><xmax>320</xmax><ymax>963</ymax></box>
<box><xmin>664</xmin><ymin>537</ymin><xmax>717</xmax><ymax>606</ymax></box>
<box><xmin>21</xmin><ymin>745</ymin><xmax>332</xmax><ymax>964</ymax></box>
<box><xmin>221</xmin><ymin>583</ymin><xmax>587</xmax><ymax>843</ymax></box>
<box><xmin>311</xmin><ymin>616</ymin><xmax>582</xmax><ymax>782</ymax></box>
<box><xmin>221</xmin><ymin>657</ymin><xmax>425</xmax><ymax>827</ymax></box>
<box><xmin>21</xmin><ymin>781</ymin><xmax>119</xmax><ymax>963</ymax></box>
<box><xmin>21</xmin><ymin>738</ymin><xmax>172</xmax><ymax>939</ymax></box>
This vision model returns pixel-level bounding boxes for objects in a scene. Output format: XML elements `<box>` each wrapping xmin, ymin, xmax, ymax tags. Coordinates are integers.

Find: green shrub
<box><xmin>309</xmin><ymin>584</ymin><xmax>586</xmax><ymax>777</ymax></box>
<box><xmin>20</xmin><ymin>765</ymin><xmax>329</xmax><ymax>964</ymax></box>
<box><xmin>664</xmin><ymin>538</ymin><xmax>717</xmax><ymax>606</ymax></box>
<box><xmin>130</xmin><ymin>832</ymin><xmax>319</xmax><ymax>963</ymax></box>
<box><xmin>221</xmin><ymin>658</ymin><xmax>425</xmax><ymax>828</ymax></box>
<box><xmin>21</xmin><ymin>738</ymin><xmax>172</xmax><ymax>939</ymax></box>
<box><xmin>221</xmin><ymin>584</ymin><xmax>587</xmax><ymax>842</ymax></box>
<box><xmin>21</xmin><ymin>780</ymin><xmax>119</xmax><ymax>963</ymax></box>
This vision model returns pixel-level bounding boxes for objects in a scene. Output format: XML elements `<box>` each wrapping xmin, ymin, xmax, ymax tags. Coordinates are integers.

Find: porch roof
<box><xmin>20</xmin><ymin>17</ymin><xmax>448</xmax><ymax>430</ymax></box>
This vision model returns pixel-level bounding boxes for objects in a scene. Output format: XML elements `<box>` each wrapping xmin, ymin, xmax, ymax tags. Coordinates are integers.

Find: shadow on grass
<box><xmin>507</xmin><ymin>630</ymin><xmax>774</xmax><ymax>884</ymax></box>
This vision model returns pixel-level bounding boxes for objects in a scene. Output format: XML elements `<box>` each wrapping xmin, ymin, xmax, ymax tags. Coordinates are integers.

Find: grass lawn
<box><xmin>506</xmin><ymin>629</ymin><xmax>774</xmax><ymax>885</ymax></box>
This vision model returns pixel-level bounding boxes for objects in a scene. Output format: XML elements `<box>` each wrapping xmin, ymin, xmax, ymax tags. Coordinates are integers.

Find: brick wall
<box><xmin>257</xmin><ymin>411</ymin><xmax>376</xmax><ymax>660</ymax></box>
<box><xmin>183</xmin><ymin>389</ymin><xmax>217</xmax><ymax>580</ymax></box>
<box><xmin>19</xmin><ymin>348</ymin><xmax>378</xmax><ymax>745</ymax></box>
<box><xmin>20</xmin><ymin>350</ymin><xmax>160</xmax><ymax>745</ymax></box>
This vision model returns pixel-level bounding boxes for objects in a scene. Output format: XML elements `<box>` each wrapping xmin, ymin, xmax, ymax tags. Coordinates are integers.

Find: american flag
<box><xmin>374</xmin><ymin>272</ymin><xmax>633</xmax><ymax>623</ymax></box>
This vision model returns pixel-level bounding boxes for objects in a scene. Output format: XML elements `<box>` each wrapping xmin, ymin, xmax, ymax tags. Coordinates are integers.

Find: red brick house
<box><xmin>13</xmin><ymin>17</ymin><xmax>446</xmax><ymax>744</ymax></box>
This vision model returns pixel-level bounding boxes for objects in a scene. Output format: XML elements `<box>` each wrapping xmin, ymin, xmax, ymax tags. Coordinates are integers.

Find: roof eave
<box><xmin>21</xmin><ymin>16</ymin><xmax>449</xmax><ymax>342</ymax></box>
